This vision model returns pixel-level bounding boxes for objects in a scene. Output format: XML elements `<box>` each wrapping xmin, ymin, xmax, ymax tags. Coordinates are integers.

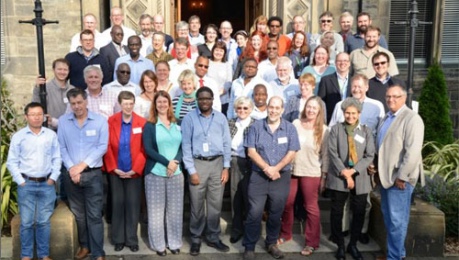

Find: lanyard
<box><xmin>197</xmin><ymin>110</ymin><xmax>214</xmax><ymax>140</ymax></box>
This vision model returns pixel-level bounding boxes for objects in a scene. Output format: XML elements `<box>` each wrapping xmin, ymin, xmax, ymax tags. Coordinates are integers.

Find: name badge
<box><xmin>63</xmin><ymin>97</ymin><xmax>69</xmax><ymax>104</ymax></box>
<box><xmin>86</xmin><ymin>130</ymin><xmax>96</xmax><ymax>136</ymax></box>
<box><xmin>203</xmin><ymin>143</ymin><xmax>209</xmax><ymax>152</ymax></box>
<box><xmin>278</xmin><ymin>137</ymin><xmax>288</xmax><ymax>144</ymax></box>
<box><xmin>354</xmin><ymin>134</ymin><xmax>365</xmax><ymax>144</ymax></box>
<box><xmin>133</xmin><ymin>127</ymin><xmax>142</xmax><ymax>134</ymax></box>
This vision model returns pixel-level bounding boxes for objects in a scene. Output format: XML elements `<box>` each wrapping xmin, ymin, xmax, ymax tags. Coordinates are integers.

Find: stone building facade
<box><xmin>1</xmin><ymin>0</ymin><xmax>458</xmax><ymax>136</ymax></box>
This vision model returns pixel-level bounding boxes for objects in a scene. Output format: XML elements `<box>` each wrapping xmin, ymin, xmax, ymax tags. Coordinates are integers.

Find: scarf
<box><xmin>174</xmin><ymin>92</ymin><xmax>196</xmax><ymax>119</ymax></box>
<box><xmin>344</xmin><ymin>120</ymin><xmax>359</xmax><ymax>167</ymax></box>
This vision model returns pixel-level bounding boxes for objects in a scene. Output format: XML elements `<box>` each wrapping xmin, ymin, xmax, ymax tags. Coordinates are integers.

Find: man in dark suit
<box><xmin>318</xmin><ymin>52</ymin><xmax>352</xmax><ymax>123</ymax></box>
<box><xmin>100</xmin><ymin>25</ymin><xmax>129</xmax><ymax>83</ymax></box>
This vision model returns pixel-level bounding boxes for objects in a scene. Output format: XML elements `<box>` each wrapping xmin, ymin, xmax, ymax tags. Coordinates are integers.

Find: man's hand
<box><xmin>341</xmin><ymin>168</ymin><xmax>355</xmax><ymax>179</ymax></box>
<box><xmin>367</xmin><ymin>164</ymin><xmax>377</xmax><ymax>175</ymax></box>
<box><xmin>35</xmin><ymin>75</ymin><xmax>46</xmax><ymax>86</ymax></box>
<box><xmin>394</xmin><ymin>178</ymin><xmax>406</xmax><ymax>190</ymax></box>
<box><xmin>71</xmin><ymin>173</ymin><xmax>81</xmax><ymax>184</ymax></box>
<box><xmin>47</xmin><ymin>179</ymin><xmax>55</xmax><ymax>186</ymax></box>
<box><xmin>221</xmin><ymin>168</ymin><xmax>229</xmax><ymax>184</ymax></box>
<box><xmin>69</xmin><ymin>163</ymin><xmax>86</xmax><ymax>178</ymax></box>
<box><xmin>190</xmin><ymin>173</ymin><xmax>200</xmax><ymax>186</ymax></box>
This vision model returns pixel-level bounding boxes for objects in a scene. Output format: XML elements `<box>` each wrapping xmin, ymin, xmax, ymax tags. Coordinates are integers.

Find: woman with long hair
<box><xmin>285</xmin><ymin>31</ymin><xmax>310</xmax><ymax>79</ymax></box>
<box><xmin>143</xmin><ymin>91</ymin><xmax>183</xmax><ymax>256</ymax></box>
<box><xmin>279</xmin><ymin>96</ymin><xmax>329</xmax><ymax>256</ymax></box>
<box><xmin>208</xmin><ymin>41</ymin><xmax>233</xmax><ymax>116</ymax></box>
<box><xmin>301</xmin><ymin>45</ymin><xmax>336</xmax><ymax>95</ymax></box>
<box><xmin>134</xmin><ymin>70</ymin><xmax>157</xmax><ymax>118</ymax></box>
<box><xmin>233</xmin><ymin>31</ymin><xmax>268</xmax><ymax>79</ymax></box>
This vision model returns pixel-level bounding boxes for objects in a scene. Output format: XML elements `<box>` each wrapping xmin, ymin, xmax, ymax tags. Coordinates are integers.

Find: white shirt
<box><xmin>174</xmin><ymin>75</ymin><xmax>222</xmax><ymax>112</ymax></box>
<box><xmin>228</xmin><ymin>75</ymin><xmax>271</xmax><ymax>119</ymax></box>
<box><xmin>168</xmin><ymin>59</ymin><xmax>195</xmax><ymax>86</ymax></box>
<box><xmin>257</xmin><ymin>59</ymin><xmax>278</xmax><ymax>83</ymax></box>
<box><xmin>103</xmin><ymin>80</ymin><xmax>141</xmax><ymax>96</ymax></box>
<box><xmin>189</xmin><ymin>33</ymin><xmax>205</xmax><ymax>46</ymax></box>
<box><xmin>139</xmin><ymin>34</ymin><xmax>153</xmax><ymax>57</ymax></box>
<box><xmin>251</xmin><ymin>106</ymin><xmax>268</xmax><ymax>120</ymax></box>
<box><xmin>231</xmin><ymin>117</ymin><xmax>252</xmax><ymax>157</ymax></box>
<box><xmin>101</xmin><ymin>25</ymin><xmax>136</xmax><ymax>46</ymax></box>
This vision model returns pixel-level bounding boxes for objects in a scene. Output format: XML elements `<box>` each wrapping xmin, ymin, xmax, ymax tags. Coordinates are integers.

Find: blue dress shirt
<box><xmin>113</xmin><ymin>55</ymin><xmax>155</xmax><ymax>85</ymax></box>
<box><xmin>181</xmin><ymin>108</ymin><xmax>231</xmax><ymax>174</ymax></box>
<box><xmin>117</xmin><ymin>120</ymin><xmax>132</xmax><ymax>172</ymax></box>
<box><xmin>7</xmin><ymin>126</ymin><xmax>62</xmax><ymax>185</ymax></box>
<box><xmin>58</xmin><ymin>111</ymin><xmax>109</xmax><ymax>169</ymax></box>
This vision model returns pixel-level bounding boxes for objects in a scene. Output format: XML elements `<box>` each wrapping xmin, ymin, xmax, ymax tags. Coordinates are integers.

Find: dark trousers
<box><xmin>109</xmin><ymin>175</ymin><xmax>142</xmax><ymax>246</ymax></box>
<box><xmin>230</xmin><ymin>156</ymin><xmax>251</xmax><ymax>237</ymax></box>
<box><xmin>329</xmin><ymin>189</ymin><xmax>367</xmax><ymax>246</ymax></box>
<box><xmin>243</xmin><ymin>170</ymin><xmax>291</xmax><ymax>250</ymax></box>
<box><xmin>63</xmin><ymin>168</ymin><xmax>105</xmax><ymax>258</ymax></box>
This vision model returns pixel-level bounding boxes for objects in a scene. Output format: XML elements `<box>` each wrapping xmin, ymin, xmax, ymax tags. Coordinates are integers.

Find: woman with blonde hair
<box><xmin>171</xmin><ymin>69</ymin><xmax>197</xmax><ymax>123</ymax></box>
<box><xmin>279</xmin><ymin>96</ymin><xmax>329</xmax><ymax>256</ymax></box>
<box><xmin>249</xmin><ymin>15</ymin><xmax>269</xmax><ymax>35</ymax></box>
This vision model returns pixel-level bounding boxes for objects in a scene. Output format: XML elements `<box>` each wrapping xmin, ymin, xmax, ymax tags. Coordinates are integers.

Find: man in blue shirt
<box><xmin>7</xmin><ymin>102</ymin><xmax>61</xmax><ymax>260</ymax></box>
<box><xmin>181</xmin><ymin>87</ymin><xmax>232</xmax><ymax>256</ymax></box>
<box><xmin>344</xmin><ymin>12</ymin><xmax>388</xmax><ymax>53</ymax></box>
<box><xmin>242</xmin><ymin>96</ymin><xmax>300</xmax><ymax>260</ymax></box>
<box><xmin>57</xmin><ymin>88</ymin><xmax>108</xmax><ymax>260</ymax></box>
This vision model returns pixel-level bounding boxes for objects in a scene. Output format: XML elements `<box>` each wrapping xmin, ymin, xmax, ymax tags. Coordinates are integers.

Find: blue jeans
<box><xmin>380</xmin><ymin>183</ymin><xmax>414</xmax><ymax>260</ymax></box>
<box><xmin>63</xmin><ymin>168</ymin><xmax>105</xmax><ymax>259</ymax></box>
<box><xmin>17</xmin><ymin>180</ymin><xmax>56</xmax><ymax>258</ymax></box>
<box><xmin>243</xmin><ymin>171</ymin><xmax>291</xmax><ymax>251</ymax></box>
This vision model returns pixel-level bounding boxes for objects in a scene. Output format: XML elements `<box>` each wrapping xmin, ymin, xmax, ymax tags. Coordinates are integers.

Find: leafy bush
<box><xmin>1</xmin><ymin>78</ymin><xmax>24</xmax><ymax>229</ymax></box>
<box><xmin>416</xmin><ymin>141</ymin><xmax>459</xmax><ymax>236</ymax></box>
<box><xmin>418</xmin><ymin>63</ymin><xmax>454</xmax><ymax>156</ymax></box>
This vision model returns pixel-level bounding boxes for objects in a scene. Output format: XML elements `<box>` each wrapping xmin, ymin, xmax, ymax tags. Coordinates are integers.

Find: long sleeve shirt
<box><xmin>7</xmin><ymin>126</ymin><xmax>61</xmax><ymax>185</ymax></box>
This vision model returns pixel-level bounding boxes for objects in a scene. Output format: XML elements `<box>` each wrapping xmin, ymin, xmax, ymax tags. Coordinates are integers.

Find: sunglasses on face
<box><xmin>373</xmin><ymin>61</ymin><xmax>388</xmax><ymax>66</ymax></box>
<box><xmin>321</xmin><ymin>19</ymin><xmax>332</xmax><ymax>23</ymax></box>
<box><xmin>197</xmin><ymin>64</ymin><xmax>209</xmax><ymax>69</ymax></box>
<box><xmin>236</xmin><ymin>106</ymin><xmax>249</xmax><ymax>110</ymax></box>
<box><xmin>118</xmin><ymin>70</ymin><xmax>131</xmax><ymax>75</ymax></box>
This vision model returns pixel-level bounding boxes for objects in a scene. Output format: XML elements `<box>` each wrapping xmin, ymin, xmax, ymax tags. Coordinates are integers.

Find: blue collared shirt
<box><xmin>181</xmin><ymin>108</ymin><xmax>231</xmax><ymax>174</ymax></box>
<box><xmin>7</xmin><ymin>126</ymin><xmax>62</xmax><ymax>185</ymax></box>
<box><xmin>245</xmin><ymin>118</ymin><xmax>300</xmax><ymax>172</ymax></box>
<box><xmin>117</xmin><ymin>120</ymin><xmax>132</xmax><ymax>172</ymax></box>
<box><xmin>269</xmin><ymin>78</ymin><xmax>300</xmax><ymax>103</ymax></box>
<box><xmin>113</xmin><ymin>55</ymin><xmax>155</xmax><ymax>85</ymax></box>
<box><xmin>344</xmin><ymin>33</ymin><xmax>388</xmax><ymax>53</ymax></box>
<box><xmin>58</xmin><ymin>111</ymin><xmax>109</xmax><ymax>169</ymax></box>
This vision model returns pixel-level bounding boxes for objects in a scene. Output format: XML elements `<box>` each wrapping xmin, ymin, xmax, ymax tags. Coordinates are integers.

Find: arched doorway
<box><xmin>176</xmin><ymin>0</ymin><xmax>252</xmax><ymax>32</ymax></box>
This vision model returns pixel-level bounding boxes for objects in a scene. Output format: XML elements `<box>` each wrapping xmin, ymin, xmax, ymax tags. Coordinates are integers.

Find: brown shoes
<box><xmin>75</xmin><ymin>247</ymin><xmax>90</xmax><ymax>260</ymax></box>
<box><xmin>95</xmin><ymin>257</ymin><xmax>105</xmax><ymax>260</ymax></box>
<box><xmin>40</xmin><ymin>257</ymin><xmax>53</xmax><ymax>260</ymax></box>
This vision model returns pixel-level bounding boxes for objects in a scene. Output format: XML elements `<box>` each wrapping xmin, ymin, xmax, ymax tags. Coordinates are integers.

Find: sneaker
<box><xmin>267</xmin><ymin>244</ymin><xmax>284</xmax><ymax>259</ymax></box>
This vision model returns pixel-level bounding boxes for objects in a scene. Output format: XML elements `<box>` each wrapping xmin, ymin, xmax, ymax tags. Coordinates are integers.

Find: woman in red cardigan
<box><xmin>103</xmin><ymin>91</ymin><xmax>147</xmax><ymax>252</ymax></box>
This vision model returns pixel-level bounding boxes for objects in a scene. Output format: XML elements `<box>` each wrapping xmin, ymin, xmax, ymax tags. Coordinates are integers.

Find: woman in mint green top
<box><xmin>142</xmin><ymin>90</ymin><xmax>183</xmax><ymax>256</ymax></box>
<box><xmin>301</xmin><ymin>45</ymin><xmax>336</xmax><ymax>95</ymax></box>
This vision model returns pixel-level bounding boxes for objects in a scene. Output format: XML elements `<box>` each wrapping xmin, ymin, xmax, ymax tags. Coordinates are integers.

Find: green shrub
<box><xmin>418</xmin><ymin>63</ymin><xmax>454</xmax><ymax>156</ymax></box>
<box><xmin>1</xmin><ymin>78</ymin><xmax>24</xmax><ymax>229</ymax></box>
<box><xmin>416</xmin><ymin>141</ymin><xmax>459</xmax><ymax>236</ymax></box>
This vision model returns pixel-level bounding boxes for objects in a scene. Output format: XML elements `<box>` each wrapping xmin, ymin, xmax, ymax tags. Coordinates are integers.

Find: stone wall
<box><xmin>2</xmin><ymin>0</ymin><xmax>82</xmax><ymax>110</ymax></box>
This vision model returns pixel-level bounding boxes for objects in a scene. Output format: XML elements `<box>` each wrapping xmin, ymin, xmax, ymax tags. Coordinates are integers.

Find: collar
<box><xmin>25</xmin><ymin>125</ymin><xmax>44</xmax><ymax>135</ymax></box>
<box><xmin>263</xmin><ymin>117</ymin><xmax>286</xmax><ymax>131</ymax></box>
<box><xmin>390</xmin><ymin>104</ymin><xmax>407</xmax><ymax>117</ymax></box>
<box><xmin>236</xmin><ymin>116</ymin><xmax>252</xmax><ymax>127</ymax></box>
<box><xmin>375</xmin><ymin>74</ymin><xmax>391</xmax><ymax>84</ymax></box>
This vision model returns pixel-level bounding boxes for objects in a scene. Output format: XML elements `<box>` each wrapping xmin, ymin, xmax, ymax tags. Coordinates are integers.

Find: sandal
<box><xmin>300</xmin><ymin>246</ymin><xmax>315</xmax><ymax>256</ymax></box>
<box><xmin>276</xmin><ymin>237</ymin><xmax>291</xmax><ymax>245</ymax></box>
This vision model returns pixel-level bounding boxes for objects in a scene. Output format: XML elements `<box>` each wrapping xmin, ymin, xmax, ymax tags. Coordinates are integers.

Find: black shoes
<box><xmin>335</xmin><ymin>245</ymin><xmax>346</xmax><ymax>260</ymax></box>
<box><xmin>129</xmin><ymin>245</ymin><xmax>139</xmax><ymax>252</ymax></box>
<box><xmin>347</xmin><ymin>245</ymin><xmax>363</xmax><ymax>260</ymax></box>
<box><xmin>190</xmin><ymin>243</ymin><xmax>201</xmax><ymax>256</ymax></box>
<box><xmin>230</xmin><ymin>234</ymin><xmax>243</xmax><ymax>244</ymax></box>
<box><xmin>243</xmin><ymin>250</ymin><xmax>255</xmax><ymax>260</ymax></box>
<box><xmin>267</xmin><ymin>244</ymin><xmax>284</xmax><ymax>259</ymax></box>
<box><xmin>359</xmin><ymin>233</ymin><xmax>370</xmax><ymax>244</ymax></box>
<box><xmin>114</xmin><ymin>243</ymin><xmax>124</xmax><ymax>251</ymax></box>
<box><xmin>156</xmin><ymin>250</ymin><xmax>167</xmax><ymax>256</ymax></box>
<box><xmin>206</xmin><ymin>240</ymin><xmax>230</xmax><ymax>252</ymax></box>
<box><xmin>170</xmin><ymin>248</ymin><xmax>180</xmax><ymax>255</ymax></box>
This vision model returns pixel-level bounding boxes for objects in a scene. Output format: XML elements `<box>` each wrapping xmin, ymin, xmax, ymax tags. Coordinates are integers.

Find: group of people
<box><xmin>6</xmin><ymin>6</ymin><xmax>425</xmax><ymax>260</ymax></box>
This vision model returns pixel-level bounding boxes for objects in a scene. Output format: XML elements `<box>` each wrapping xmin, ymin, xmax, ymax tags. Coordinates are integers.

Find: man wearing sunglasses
<box><xmin>103</xmin><ymin>63</ymin><xmax>141</xmax><ymax>96</ymax></box>
<box><xmin>368</xmin><ymin>52</ymin><xmax>406</xmax><ymax>113</ymax></box>
<box><xmin>267</xmin><ymin>16</ymin><xmax>291</xmax><ymax>56</ymax></box>
<box><xmin>194</xmin><ymin>56</ymin><xmax>222</xmax><ymax>112</ymax></box>
<box><xmin>309</xmin><ymin>11</ymin><xmax>344</xmax><ymax>55</ymax></box>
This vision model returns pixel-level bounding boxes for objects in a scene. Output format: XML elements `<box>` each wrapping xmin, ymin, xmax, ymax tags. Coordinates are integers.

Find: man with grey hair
<box><xmin>152</xmin><ymin>14</ymin><xmax>174</xmax><ymax>50</ymax></box>
<box><xmin>138</xmin><ymin>14</ymin><xmax>153</xmax><ymax>57</ymax></box>
<box><xmin>339</xmin><ymin>11</ymin><xmax>354</xmax><ymax>42</ymax></box>
<box><xmin>188</xmin><ymin>15</ymin><xmax>205</xmax><ymax>46</ymax></box>
<box><xmin>70</xmin><ymin>13</ymin><xmax>106</xmax><ymax>51</ymax></box>
<box><xmin>287</xmin><ymin>15</ymin><xmax>308</xmax><ymax>39</ymax></box>
<box><xmin>168</xmin><ymin>21</ymin><xmax>199</xmax><ymax>61</ymax></box>
<box><xmin>268</xmin><ymin>56</ymin><xmax>299</xmax><ymax>102</ymax></box>
<box><xmin>309</xmin><ymin>11</ymin><xmax>344</xmax><ymax>54</ymax></box>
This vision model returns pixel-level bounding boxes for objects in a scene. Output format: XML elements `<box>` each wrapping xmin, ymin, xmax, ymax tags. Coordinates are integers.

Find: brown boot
<box><xmin>75</xmin><ymin>247</ymin><xmax>90</xmax><ymax>260</ymax></box>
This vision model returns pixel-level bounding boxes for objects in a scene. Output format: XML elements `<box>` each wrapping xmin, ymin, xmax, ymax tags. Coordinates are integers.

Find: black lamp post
<box><xmin>19</xmin><ymin>0</ymin><xmax>58</xmax><ymax>126</ymax></box>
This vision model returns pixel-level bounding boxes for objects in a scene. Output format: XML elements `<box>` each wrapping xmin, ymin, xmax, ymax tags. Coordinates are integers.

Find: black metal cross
<box><xmin>392</xmin><ymin>0</ymin><xmax>432</xmax><ymax>108</ymax></box>
<box><xmin>19</xmin><ymin>0</ymin><xmax>58</xmax><ymax>126</ymax></box>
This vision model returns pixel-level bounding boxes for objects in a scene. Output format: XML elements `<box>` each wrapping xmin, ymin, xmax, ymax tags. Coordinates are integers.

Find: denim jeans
<box><xmin>380</xmin><ymin>183</ymin><xmax>414</xmax><ymax>260</ymax></box>
<box><xmin>17</xmin><ymin>179</ymin><xmax>56</xmax><ymax>258</ymax></box>
<box><xmin>63</xmin><ymin>168</ymin><xmax>105</xmax><ymax>259</ymax></box>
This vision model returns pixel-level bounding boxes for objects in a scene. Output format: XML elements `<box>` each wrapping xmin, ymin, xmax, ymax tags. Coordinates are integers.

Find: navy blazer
<box><xmin>100</xmin><ymin>42</ymin><xmax>129</xmax><ymax>83</ymax></box>
<box><xmin>318</xmin><ymin>73</ymin><xmax>351</xmax><ymax>124</ymax></box>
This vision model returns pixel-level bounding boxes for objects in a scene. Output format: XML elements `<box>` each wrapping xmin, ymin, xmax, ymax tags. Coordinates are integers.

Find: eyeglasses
<box><xmin>118</xmin><ymin>70</ymin><xmax>131</xmax><ymax>75</ymax></box>
<box><xmin>373</xmin><ymin>61</ymin><xmax>388</xmax><ymax>66</ymax></box>
<box><xmin>236</xmin><ymin>107</ymin><xmax>249</xmax><ymax>110</ymax></box>
<box><xmin>321</xmin><ymin>19</ymin><xmax>332</xmax><ymax>23</ymax></box>
<box><xmin>385</xmin><ymin>95</ymin><xmax>403</xmax><ymax>100</ymax></box>
<box><xmin>267</xmin><ymin>47</ymin><xmax>278</xmax><ymax>50</ymax></box>
<box><xmin>197</xmin><ymin>64</ymin><xmax>209</xmax><ymax>69</ymax></box>
<box><xmin>27</xmin><ymin>113</ymin><xmax>44</xmax><ymax>117</ymax></box>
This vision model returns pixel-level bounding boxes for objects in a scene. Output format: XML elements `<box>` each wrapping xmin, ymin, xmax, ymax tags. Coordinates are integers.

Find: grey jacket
<box><xmin>326</xmin><ymin>123</ymin><xmax>375</xmax><ymax>195</ymax></box>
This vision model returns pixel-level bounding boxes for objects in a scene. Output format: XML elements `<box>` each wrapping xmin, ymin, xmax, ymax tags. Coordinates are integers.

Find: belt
<box><xmin>194</xmin><ymin>155</ymin><xmax>221</xmax><ymax>161</ymax></box>
<box><xmin>82</xmin><ymin>167</ymin><xmax>102</xmax><ymax>173</ymax></box>
<box><xmin>21</xmin><ymin>173</ymin><xmax>50</xmax><ymax>182</ymax></box>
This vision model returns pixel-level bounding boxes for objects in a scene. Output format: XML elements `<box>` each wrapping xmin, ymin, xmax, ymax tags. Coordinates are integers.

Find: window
<box><xmin>388</xmin><ymin>0</ymin><xmax>434</xmax><ymax>64</ymax></box>
<box><xmin>441</xmin><ymin>0</ymin><xmax>459</xmax><ymax>64</ymax></box>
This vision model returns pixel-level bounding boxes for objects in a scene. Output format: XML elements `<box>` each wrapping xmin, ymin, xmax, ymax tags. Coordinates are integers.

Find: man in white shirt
<box><xmin>219</xmin><ymin>21</ymin><xmax>237</xmax><ymax>61</ymax></box>
<box><xmin>194</xmin><ymin>56</ymin><xmax>222</xmax><ymax>112</ymax></box>
<box><xmin>188</xmin><ymin>15</ymin><xmax>205</xmax><ymax>46</ymax></box>
<box><xmin>138</xmin><ymin>14</ymin><xmax>153</xmax><ymax>57</ymax></box>
<box><xmin>70</xmin><ymin>13</ymin><xmax>106</xmax><ymax>51</ymax></box>
<box><xmin>101</xmin><ymin>6</ymin><xmax>136</xmax><ymax>46</ymax></box>
<box><xmin>103</xmin><ymin>63</ymin><xmax>141</xmax><ymax>96</ymax></box>
<box><xmin>168</xmin><ymin>37</ymin><xmax>196</xmax><ymax>85</ymax></box>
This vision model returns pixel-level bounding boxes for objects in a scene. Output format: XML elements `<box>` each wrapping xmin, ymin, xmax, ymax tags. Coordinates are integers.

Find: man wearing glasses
<box><xmin>368</xmin><ymin>52</ymin><xmax>406</xmax><ymax>113</ymax></box>
<box><xmin>181</xmin><ymin>87</ymin><xmax>232</xmax><ymax>256</ymax></box>
<box><xmin>267</xmin><ymin>16</ymin><xmax>291</xmax><ymax>56</ymax></box>
<box><xmin>103</xmin><ymin>63</ymin><xmax>141</xmax><ymax>96</ymax></box>
<box><xmin>193</xmin><ymin>56</ymin><xmax>222</xmax><ymax>112</ymax></box>
<box><xmin>309</xmin><ymin>11</ymin><xmax>344</xmax><ymax>54</ymax></box>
